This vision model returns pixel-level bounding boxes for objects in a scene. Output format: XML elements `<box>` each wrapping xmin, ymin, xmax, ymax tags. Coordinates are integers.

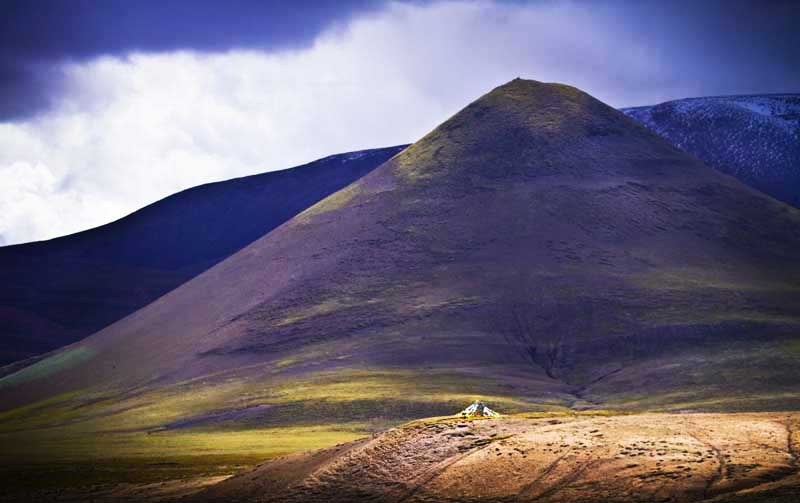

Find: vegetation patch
<box><xmin>293</xmin><ymin>182</ymin><xmax>363</xmax><ymax>224</ymax></box>
<box><xmin>0</xmin><ymin>423</ymin><xmax>365</xmax><ymax>494</ymax></box>
<box><xmin>632</xmin><ymin>267</ymin><xmax>797</xmax><ymax>292</ymax></box>
<box><xmin>0</xmin><ymin>348</ymin><xmax>96</xmax><ymax>389</ymax></box>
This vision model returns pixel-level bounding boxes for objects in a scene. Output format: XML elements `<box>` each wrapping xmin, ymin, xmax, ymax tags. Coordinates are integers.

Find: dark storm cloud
<box><xmin>617</xmin><ymin>0</ymin><xmax>800</xmax><ymax>95</ymax></box>
<box><xmin>1</xmin><ymin>0</ymin><xmax>799</xmax><ymax>121</ymax></box>
<box><xmin>0</xmin><ymin>0</ymin><xmax>386</xmax><ymax>120</ymax></box>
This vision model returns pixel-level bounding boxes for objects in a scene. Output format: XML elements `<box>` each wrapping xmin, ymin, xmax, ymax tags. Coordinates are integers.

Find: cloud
<box><xmin>0</xmin><ymin>0</ymin><xmax>797</xmax><ymax>245</ymax></box>
<box><xmin>0</xmin><ymin>0</ymin><xmax>385</xmax><ymax>120</ymax></box>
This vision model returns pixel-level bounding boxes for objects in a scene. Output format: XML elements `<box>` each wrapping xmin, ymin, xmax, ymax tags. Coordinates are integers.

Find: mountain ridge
<box><xmin>0</xmin><ymin>145</ymin><xmax>406</xmax><ymax>364</ymax></box>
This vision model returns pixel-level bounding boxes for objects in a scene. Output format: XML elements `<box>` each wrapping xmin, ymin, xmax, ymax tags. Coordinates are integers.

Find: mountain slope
<box><xmin>2</xmin><ymin>79</ymin><xmax>800</xmax><ymax>465</ymax></box>
<box><xmin>0</xmin><ymin>145</ymin><xmax>406</xmax><ymax>365</ymax></box>
<box><xmin>623</xmin><ymin>94</ymin><xmax>800</xmax><ymax>206</ymax></box>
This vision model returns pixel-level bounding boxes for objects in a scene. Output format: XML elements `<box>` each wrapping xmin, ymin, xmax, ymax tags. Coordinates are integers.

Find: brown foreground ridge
<box><xmin>193</xmin><ymin>412</ymin><xmax>800</xmax><ymax>503</ymax></box>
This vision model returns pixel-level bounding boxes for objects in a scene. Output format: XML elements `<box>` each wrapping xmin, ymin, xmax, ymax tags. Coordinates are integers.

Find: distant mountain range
<box><xmin>0</xmin><ymin>146</ymin><xmax>405</xmax><ymax>366</ymax></box>
<box><xmin>623</xmin><ymin>93</ymin><xmax>800</xmax><ymax>206</ymax></box>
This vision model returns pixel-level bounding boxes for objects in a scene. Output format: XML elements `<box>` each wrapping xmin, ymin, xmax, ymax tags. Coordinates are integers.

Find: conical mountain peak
<box><xmin>391</xmin><ymin>78</ymin><xmax>669</xmax><ymax>184</ymax></box>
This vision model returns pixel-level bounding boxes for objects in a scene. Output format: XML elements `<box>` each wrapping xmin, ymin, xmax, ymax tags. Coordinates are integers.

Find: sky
<box><xmin>1</xmin><ymin>0</ymin><xmax>798</xmax><ymax>246</ymax></box>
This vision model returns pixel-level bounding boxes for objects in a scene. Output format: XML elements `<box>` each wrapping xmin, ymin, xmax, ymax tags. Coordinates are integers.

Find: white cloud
<box><xmin>0</xmin><ymin>0</ymin><xmax>692</xmax><ymax>245</ymax></box>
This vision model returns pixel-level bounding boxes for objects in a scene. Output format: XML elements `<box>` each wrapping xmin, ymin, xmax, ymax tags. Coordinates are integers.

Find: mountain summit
<box><xmin>3</xmin><ymin>79</ymin><xmax>800</xmax><ymax>433</ymax></box>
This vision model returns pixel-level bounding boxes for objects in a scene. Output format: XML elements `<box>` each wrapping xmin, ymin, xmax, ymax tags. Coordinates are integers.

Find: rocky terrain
<box><xmin>194</xmin><ymin>412</ymin><xmax>800</xmax><ymax>503</ymax></box>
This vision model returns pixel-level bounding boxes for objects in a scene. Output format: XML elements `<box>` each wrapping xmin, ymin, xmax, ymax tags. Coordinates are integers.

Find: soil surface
<box><xmin>193</xmin><ymin>412</ymin><xmax>800</xmax><ymax>503</ymax></box>
<box><xmin>0</xmin><ymin>475</ymin><xmax>229</xmax><ymax>503</ymax></box>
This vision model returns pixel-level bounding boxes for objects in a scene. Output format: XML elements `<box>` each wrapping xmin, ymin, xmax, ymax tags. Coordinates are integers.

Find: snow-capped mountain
<box><xmin>623</xmin><ymin>94</ymin><xmax>800</xmax><ymax>207</ymax></box>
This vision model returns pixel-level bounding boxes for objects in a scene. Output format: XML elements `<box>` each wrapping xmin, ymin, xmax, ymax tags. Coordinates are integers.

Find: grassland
<box><xmin>0</xmin><ymin>426</ymin><xmax>364</xmax><ymax>493</ymax></box>
<box><xmin>0</xmin><ymin>366</ymin><xmax>568</xmax><ymax>494</ymax></box>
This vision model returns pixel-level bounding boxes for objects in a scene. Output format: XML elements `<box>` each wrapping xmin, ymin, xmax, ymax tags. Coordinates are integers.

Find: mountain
<box><xmin>623</xmin><ymin>94</ymin><xmax>800</xmax><ymax>206</ymax></box>
<box><xmin>2</xmin><ymin>79</ymin><xmax>800</xmax><ymax>493</ymax></box>
<box><xmin>4</xmin><ymin>93</ymin><xmax>798</xmax><ymax>370</ymax></box>
<box><xmin>4</xmin><ymin>93</ymin><xmax>798</xmax><ymax>371</ymax></box>
<box><xmin>0</xmin><ymin>145</ymin><xmax>406</xmax><ymax>366</ymax></box>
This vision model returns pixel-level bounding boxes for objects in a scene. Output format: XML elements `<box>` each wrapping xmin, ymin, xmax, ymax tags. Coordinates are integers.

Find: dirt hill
<box><xmin>194</xmin><ymin>412</ymin><xmax>800</xmax><ymax>503</ymax></box>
